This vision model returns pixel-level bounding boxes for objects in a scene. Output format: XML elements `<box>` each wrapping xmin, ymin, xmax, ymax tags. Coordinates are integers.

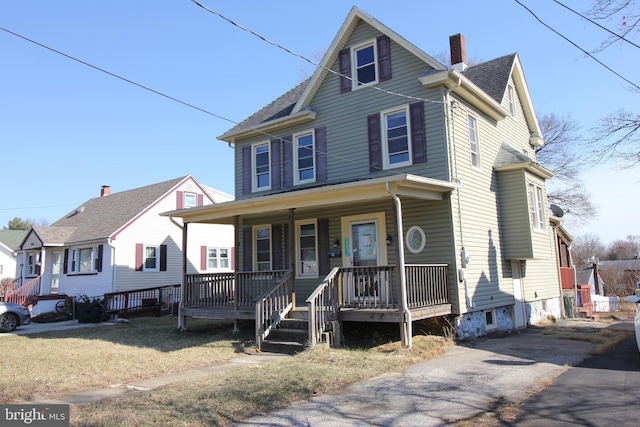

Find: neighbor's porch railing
<box><xmin>560</xmin><ymin>267</ymin><xmax>575</xmax><ymax>290</ymax></box>
<box><xmin>103</xmin><ymin>284</ymin><xmax>181</xmax><ymax>318</ymax></box>
<box><xmin>307</xmin><ymin>264</ymin><xmax>449</xmax><ymax>345</ymax></box>
<box><xmin>255</xmin><ymin>270</ymin><xmax>293</xmax><ymax>350</ymax></box>
<box><xmin>2</xmin><ymin>276</ymin><xmax>40</xmax><ymax>305</ymax></box>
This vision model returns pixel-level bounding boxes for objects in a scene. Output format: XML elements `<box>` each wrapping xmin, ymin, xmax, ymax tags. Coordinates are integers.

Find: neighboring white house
<box><xmin>0</xmin><ymin>230</ymin><xmax>27</xmax><ymax>281</ymax></box>
<box><xmin>16</xmin><ymin>176</ymin><xmax>234</xmax><ymax>314</ymax></box>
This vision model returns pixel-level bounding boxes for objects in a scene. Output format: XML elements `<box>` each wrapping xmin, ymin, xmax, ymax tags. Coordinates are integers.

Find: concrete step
<box><xmin>261</xmin><ymin>339</ymin><xmax>306</xmax><ymax>354</ymax></box>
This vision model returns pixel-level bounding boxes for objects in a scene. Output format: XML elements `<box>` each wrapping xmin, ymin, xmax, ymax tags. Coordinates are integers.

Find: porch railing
<box><xmin>307</xmin><ymin>264</ymin><xmax>449</xmax><ymax>346</ymax></box>
<box><xmin>306</xmin><ymin>267</ymin><xmax>341</xmax><ymax>345</ymax></box>
<box><xmin>560</xmin><ymin>267</ymin><xmax>575</xmax><ymax>290</ymax></box>
<box><xmin>255</xmin><ymin>270</ymin><xmax>293</xmax><ymax>350</ymax></box>
<box><xmin>104</xmin><ymin>284</ymin><xmax>181</xmax><ymax>317</ymax></box>
<box><xmin>2</xmin><ymin>276</ymin><xmax>40</xmax><ymax>305</ymax></box>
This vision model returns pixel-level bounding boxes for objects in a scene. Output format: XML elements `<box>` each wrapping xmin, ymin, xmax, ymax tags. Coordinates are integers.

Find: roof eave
<box><xmin>494</xmin><ymin>162</ymin><xmax>555</xmax><ymax>179</ymax></box>
<box><xmin>218</xmin><ymin>110</ymin><xmax>317</xmax><ymax>144</ymax></box>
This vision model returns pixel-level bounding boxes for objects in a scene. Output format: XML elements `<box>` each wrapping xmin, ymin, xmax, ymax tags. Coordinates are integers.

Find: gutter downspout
<box><xmin>386</xmin><ymin>182</ymin><xmax>412</xmax><ymax>348</ymax></box>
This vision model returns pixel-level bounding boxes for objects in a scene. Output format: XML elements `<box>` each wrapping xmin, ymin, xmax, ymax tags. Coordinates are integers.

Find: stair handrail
<box><xmin>3</xmin><ymin>276</ymin><xmax>41</xmax><ymax>305</ymax></box>
<box><xmin>306</xmin><ymin>267</ymin><xmax>341</xmax><ymax>346</ymax></box>
<box><xmin>255</xmin><ymin>270</ymin><xmax>293</xmax><ymax>351</ymax></box>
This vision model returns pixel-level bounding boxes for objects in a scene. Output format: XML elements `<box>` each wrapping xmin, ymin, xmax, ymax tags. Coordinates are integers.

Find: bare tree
<box><xmin>536</xmin><ymin>112</ymin><xmax>598</xmax><ymax>224</ymax></box>
<box><xmin>587</xmin><ymin>0</ymin><xmax>640</xmax><ymax>53</ymax></box>
<box><xmin>571</xmin><ymin>233</ymin><xmax>606</xmax><ymax>266</ymax></box>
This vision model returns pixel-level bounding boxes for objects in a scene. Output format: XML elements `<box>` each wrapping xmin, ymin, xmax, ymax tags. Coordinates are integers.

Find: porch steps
<box><xmin>261</xmin><ymin>317</ymin><xmax>309</xmax><ymax>354</ymax></box>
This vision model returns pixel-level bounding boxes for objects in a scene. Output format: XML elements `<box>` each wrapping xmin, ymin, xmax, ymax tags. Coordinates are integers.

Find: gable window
<box><xmin>507</xmin><ymin>84</ymin><xmax>516</xmax><ymax>117</ymax></box>
<box><xmin>184</xmin><ymin>192</ymin><xmax>197</xmax><ymax>208</ymax></box>
<box><xmin>354</xmin><ymin>41</ymin><xmax>377</xmax><ymax>87</ymax></box>
<box><xmin>68</xmin><ymin>246</ymin><xmax>100</xmax><ymax>274</ymax></box>
<box><xmin>296</xmin><ymin>220</ymin><xmax>318</xmax><ymax>277</ymax></box>
<box><xmin>382</xmin><ymin>106</ymin><xmax>411</xmax><ymax>168</ymax></box>
<box><xmin>294</xmin><ymin>131</ymin><xmax>315</xmax><ymax>184</ymax></box>
<box><xmin>468</xmin><ymin>115</ymin><xmax>481</xmax><ymax>168</ymax></box>
<box><xmin>253</xmin><ymin>142</ymin><xmax>271</xmax><ymax>192</ymax></box>
<box><xmin>254</xmin><ymin>225</ymin><xmax>272</xmax><ymax>271</ymax></box>
<box><xmin>528</xmin><ymin>182</ymin><xmax>546</xmax><ymax>231</ymax></box>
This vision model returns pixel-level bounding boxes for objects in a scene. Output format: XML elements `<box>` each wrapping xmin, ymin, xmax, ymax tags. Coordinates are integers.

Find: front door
<box><xmin>51</xmin><ymin>251</ymin><xmax>62</xmax><ymax>293</ymax></box>
<box><xmin>512</xmin><ymin>261</ymin><xmax>527</xmax><ymax>328</ymax></box>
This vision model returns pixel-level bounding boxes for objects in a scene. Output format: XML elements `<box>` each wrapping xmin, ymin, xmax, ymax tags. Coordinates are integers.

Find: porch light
<box><xmin>333</xmin><ymin>239</ymin><xmax>340</xmax><ymax>248</ymax></box>
<box><xmin>386</xmin><ymin>235</ymin><xmax>393</xmax><ymax>245</ymax></box>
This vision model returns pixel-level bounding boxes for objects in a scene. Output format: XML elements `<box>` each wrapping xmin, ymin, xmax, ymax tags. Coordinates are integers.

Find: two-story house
<box><xmin>166</xmin><ymin>8</ymin><xmax>560</xmax><ymax>349</ymax></box>
<box><xmin>12</xmin><ymin>176</ymin><xmax>234</xmax><ymax>315</ymax></box>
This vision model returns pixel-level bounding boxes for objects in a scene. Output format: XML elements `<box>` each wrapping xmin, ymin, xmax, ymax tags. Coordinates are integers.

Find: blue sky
<box><xmin>1</xmin><ymin>0</ymin><xmax>638</xmax><ymax>245</ymax></box>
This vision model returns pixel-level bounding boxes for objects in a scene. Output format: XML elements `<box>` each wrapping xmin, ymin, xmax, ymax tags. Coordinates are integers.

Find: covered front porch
<box><xmin>165</xmin><ymin>174</ymin><xmax>460</xmax><ymax>349</ymax></box>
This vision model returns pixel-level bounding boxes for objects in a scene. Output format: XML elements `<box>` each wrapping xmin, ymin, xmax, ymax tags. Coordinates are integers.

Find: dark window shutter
<box><xmin>368</xmin><ymin>113</ymin><xmax>382</xmax><ymax>172</ymax></box>
<box><xmin>315</xmin><ymin>127</ymin><xmax>327</xmax><ymax>182</ymax></box>
<box><xmin>339</xmin><ymin>47</ymin><xmax>352</xmax><ymax>93</ymax></box>
<box><xmin>272</xmin><ymin>224</ymin><xmax>282</xmax><ymax>270</ymax></box>
<box><xmin>271</xmin><ymin>138</ymin><xmax>281</xmax><ymax>190</ymax></box>
<box><xmin>318</xmin><ymin>218</ymin><xmax>330</xmax><ymax>275</ymax></box>
<box><xmin>410</xmin><ymin>101</ymin><xmax>426</xmax><ymax>164</ymax></box>
<box><xmin>176</xmin><ymin>191</ymin><xmax>184</xmax><ymax>210</ymax></box>
<box><xmin>197</xmin><ymin>194</ymin><xmax>204</xmax><ymax>206</ymax></box>
<box><xmin>97</xmin><ymin>244</ymin><xmax>103</xmax><ymax>273</ymax></box>
<box><xmin>135</xmin><ymin>244</ymin><xmax>143</xmax><ymax>271</ymax></box>
<box><xmin>63</xmin><ymin>249</ymin><xmax>69</xmax><ymax>274</ymax></box>
<box><xmin>242</xmin><ymin>146</ymin><xmax>251</xmax><ymax>194</ymax></box>
<box><xmin>377</xmin><ymin>35</ymin><xmax>392</xmax><ymax>82</ymax></box>
<box><xmin>160</xmin><ymin>245</ymin><xmax>167</xmax><ymax>271</ymax></box>
<box><xmin>283</xmin><ymin>135</ymin><xmax>293</xmax><ymax>188</ymax></box>
<box><xmin>243</xmin><ymin>227</ymin><xmax>253</xmax><ymax>271</ymax></box>
<box><xmin>200</xmin><ymin>246</ymin><xmax>207</xmax><ymax>270</ymax></box>
<box><xmin>284</xmin><ymin>223</ymin><xmax>290</xmax><ymax>270</ymax></box>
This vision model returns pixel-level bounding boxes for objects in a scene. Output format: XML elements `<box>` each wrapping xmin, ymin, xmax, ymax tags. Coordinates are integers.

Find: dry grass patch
<box><xmin>0</xmin><ymin>317</ymin><xmax>254</xmax><ymax>404</ymax></box>
<box><xmin>70</xmin><ymin>335</ymin><xmax>451</xmax><ymax>427</ymax></box>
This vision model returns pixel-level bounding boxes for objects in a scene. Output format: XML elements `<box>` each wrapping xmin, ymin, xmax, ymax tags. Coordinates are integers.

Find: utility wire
<box><xmin>190</xmin><ymin>0</ymin><xmax>445</xmax><ymax>105</ymax></box>
<box><xmin>552</xmin><ymin>0</ymin><xmax>640</xmax><ymax>49</ymax></box>
<box><xmin>514</xmin><ymin>0</ymin><xmax>640</xmax><ymax>91</ymax></box>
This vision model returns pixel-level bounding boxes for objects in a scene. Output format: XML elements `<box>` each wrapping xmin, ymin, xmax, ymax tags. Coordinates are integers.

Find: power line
<box><xmin>552</xmin><ymin>0</ymin><xmax>640</xmax><ymax>50</ymax></box>
<box><xmin>514</xmin><ymin>0</ymin><xmax>640</xmax><ymax>91</ymax></box>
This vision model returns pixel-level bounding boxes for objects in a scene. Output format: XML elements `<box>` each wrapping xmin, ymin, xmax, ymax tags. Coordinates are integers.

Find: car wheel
<box><xmin>0</xmin><ymin>313</ymin><xmax>19</xmax><ymax>332</ymax></box>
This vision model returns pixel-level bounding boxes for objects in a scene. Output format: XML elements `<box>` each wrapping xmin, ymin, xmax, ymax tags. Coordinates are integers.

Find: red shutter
<box><xmin>197</xmin><ymin>194</ymin><xmax>204</xmax><ymax>206</ymax></box>
<box><xmin>160</xmin><ymin>245</ymin><xmax>167</xmax><ymax>271</ymax></box>
<box><xmin>176</xmin><ymin>191</ymin><xmax>184</xmax><ymax>209</ymax></box>
<box><xmin>368</xmin><ymin>113</ymin><xmax>382</xmax><ymax>172</ymax></box>
<box><xmin>200</xmin><ymin>246</ymin><xmax>207</xmax><ymax>271</ymax></box>
<box><xmin>339</xmin><ymin>48</ymin><xmax>352</xmax><ymax>93</ymax></box>
<box><xmin>135</xmin><ymin>244</ymin><xmax>143</xmax><ymax>271</ymax></box>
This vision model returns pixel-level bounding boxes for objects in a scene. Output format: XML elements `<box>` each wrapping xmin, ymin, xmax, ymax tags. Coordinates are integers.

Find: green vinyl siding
<box><xmin>496</xmin><ymin>169</ymin><xmax>534</xmax><ymax>259</ymax></box>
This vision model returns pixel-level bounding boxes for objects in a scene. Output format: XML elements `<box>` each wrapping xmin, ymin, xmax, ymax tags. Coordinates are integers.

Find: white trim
<box><xmin>467</xmin><ymin>114</ymin><xmax>481</xmax><ymax>169</ymax></box>
<box><xmin>381</xmin><ymin>104</ymin><xmax>412</xmax><ymax>170</ymax></box>
<box><xmin>252</xmin><ymin>141</ymin><xmax>271</xmax><ymax>193</ymax></box>
<box><xmin>340</xmin><ymin>212</ymin><xmax>388</xmax><ymax>267</ymax></box>
<box><xmin>507</xmin><ymin>84</ymin><xmax>516</xmax><ymax>118</ymax></box>
<box><xmin>293</xmin><ymin>129</ymin><xmax>316</xmax><ymax>185</ymax></box>
<box><xmin>142</xmin><ymin>244</ymin><xmax>159</xmax><ymax>272</ymax></box>
<box><xmin>351</xmin><ymin>39</ymin><xmax>378</xmax><ymax>90</ymax></box>
<box><xmin>253</xmin><ymin>224</ymin><xmax>272</xmax><ymax>271</ymax></box>
<box><xmin>405</xmin><ymin>226</ymin><xmax>426</xmax><ymax>254</ymax></box>
<box><xmin>295</xmin><ymin>219</ymin><xmax>319</xmax><ymax>278</ymax></box>
<box><xmin>485</xmin><ymin>308</ymin><xmax>497</xmax><ymax>331</ymax></box>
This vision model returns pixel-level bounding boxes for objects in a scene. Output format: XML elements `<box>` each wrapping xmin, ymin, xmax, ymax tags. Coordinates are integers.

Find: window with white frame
<box><xmin>485</xmin><ymin>309</ymin><xmax>497</xmax><ymax>331</ymax></box>
<box><xmin>294</xmin><ymin>130</ymin><xmax>315</xmax><ymax>184</ymax></box>
<box><xmin>207</xmin><ymin>247</ymin><xmax>230</xmax><ymax>270</ymax></box>
<box><xmin>353</xmin><ymin>41</ymin><xmax>377</xmax><ymax>87</ymax></box>
<box><xmin>507</xmin><ymin>84</ymin><xmax>516</xmax><ymax>117</ymax></box>
<box><xmin>296</xmin><ymin>220</ymin><xmax>318</xmax><ymax>277</ymax></box>
<box><xmin>528</xmin><ymin>182</ymin><xmax>546</xmax><ymax>230</ymax></box>
<box><xmin>382</xmin><ymin>106</ymin><xmax>411</xmax><ymax>168</ymax></box>
<box><xmin>144</xmin><ymin>245</ymin><xmax>159</xmax><ymax>272</ymax></box>
<box><xmin>468</xmin><ymin>115</ymin><xmax>481</xmax><ymax>168</ymax></box>
<box><xmin>254</xmin><ymin>225</ymin><xmax>271</xmax><ymax>271</ymax></box>
<box><xmin>69</xmin><ymin>247</ymin><xmax>99</xmax><ymax>274</ymax></box>
<box><xmin>27</xmin><ymin>252</ymin><xmax>40</xmax><ymax>276</ymax></box>
<box><xmin>184</xmin><ymin>192</ymin><xmax>197</xmax><ymax>208</ymax></box>
<box><xmin>252</xmin><ymin>142</ymin><xmax>271</xmax><ymax>192</ymax></box>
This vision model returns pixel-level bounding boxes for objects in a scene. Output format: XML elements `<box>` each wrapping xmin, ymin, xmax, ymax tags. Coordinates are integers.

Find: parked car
<box><xmin>0</xmin><ymin>302</ymin><xmax>31</xmax><ymax>332</ymax></box>
<box><xmin>626</xmin><ymin>292</ymin><xmax>640</xmax><ymax>353</ymax></box>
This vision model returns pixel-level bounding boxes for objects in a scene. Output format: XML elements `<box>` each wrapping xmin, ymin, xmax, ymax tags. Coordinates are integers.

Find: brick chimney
<box><xmin>101</xmin><ymin>185</ymin><xmax>111</xmax><ymax>197</ymax></box>
<box><xmin>449</xmin><ymin>33</ymin><xmax>467</xmax><ymax>72</ymax></box>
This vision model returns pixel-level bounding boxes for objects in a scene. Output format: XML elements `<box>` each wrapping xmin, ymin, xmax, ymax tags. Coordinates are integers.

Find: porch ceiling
<box><xmin>162</xmin><ymin>174</ymin><xmax>459</xmax><ymax>224</ymax></box>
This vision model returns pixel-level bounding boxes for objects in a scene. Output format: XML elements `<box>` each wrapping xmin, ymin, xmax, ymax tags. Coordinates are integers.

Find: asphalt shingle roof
<box><xmin>462</xmin><ymin>53</ymin><xmax>516</xmax><ymax>104</ymax></box>
<box><xmin>0</xmin><ymin>230</ymin><xmax>28</xmax><ymax>251</ymax></box>
<box><xmin>35</xmin><ymin>176</ymin><xmax>188</xmax><ymax>245</ymax></box>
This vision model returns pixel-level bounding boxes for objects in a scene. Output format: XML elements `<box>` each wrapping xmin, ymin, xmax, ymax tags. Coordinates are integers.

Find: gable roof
<box><xmin>598</xmin><ymin>259</ymin><xmax>640</xmax><ymax>271</ymax></box>
<box><xmin>0</xmin><ymin>230</ymin><xmax>28</xmax><ymax>252</ymax></box>
<box><xmin>31</xmin><ymin>176</ymin><xmax>191</xmax><ymax>246</ymax></box>
<box><xmin>218</xmin><ymin>7</ymin><xmax>543</xmax><ymax>146</ymax></box>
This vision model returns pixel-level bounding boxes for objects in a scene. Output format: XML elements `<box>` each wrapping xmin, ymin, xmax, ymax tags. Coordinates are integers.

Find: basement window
<box><xmin>485</xmin><ymin>309</ymin><xmax>497</xmax><ymax>331</ymax></box>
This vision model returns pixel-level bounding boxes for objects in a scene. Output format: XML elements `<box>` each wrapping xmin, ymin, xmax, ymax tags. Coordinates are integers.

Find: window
<box><xmin>507</xmin><ymin>84</ymin><xmax>516</xmax><ymax>117</ymax></box>
<box><xmin>485</xmin><ymin>309</ymin><xmax>497</xmax><ymax>331</ymax></box>
<box><xmin>382</xmin><ymin>106</ymin><xmax>411</xmax><ymax>168</ymax></box>
<box><xmin>69</xmin><ymin>246</ymin><xmax>99</xmax><ymax>274</ymax></box>
<box><xmin>294</xmin><ymin>131</ymin><xmax>315</xmax><ymax>184</ymax></box>
<box><xmin>406</xmin><ymin>226</ymin><xmax>426</xmax><ymax>254</ymax></box>
<box><xmin>296</xmin><ymin>220</ymin><xmax>318</xmax><ymax>277</ymax></box>
<box><xmin>528</xmin><ymin>183</ymin><xmax>546</xmax><ymax>230</ymax></box>
<box><xmin>353</xmin><ymin>41</ymin><xmax>377</xmax><ymax>87</ymax></box>
<box><xmin>207</xmin><ymin>247</ymin><xmax>230</xmax><ymax>270</ymax></box>
<box><xmin>27</xmin><ymin>252</ymin><xmax>40</xmax><ymax>276</ymax></box>
<box><xmin>144</xmin><ymin>245</ymin><xmax>159</xmax><ymax>271</ymax></box>
<box><xmin>254</xmin><ymin>225</ymin><xmax>272</xmax><ymax>271</ymax></box>
<box><xmin>468</xmin><ymin>115</ymin><xmax>480</xmax><ymax>168</ymax></box>
<box><xmin>184</xmin><ymin>192</ymin><xmax>197</xmax><ymax>208</ymax></box>
<box><xmin>253</xmin><ymin>142</ymin><xmax>271</xmax><ymax>191</ymax></box>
